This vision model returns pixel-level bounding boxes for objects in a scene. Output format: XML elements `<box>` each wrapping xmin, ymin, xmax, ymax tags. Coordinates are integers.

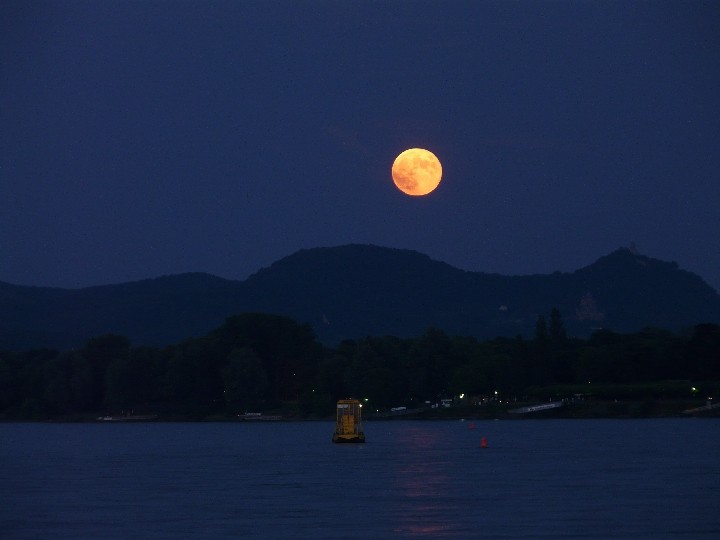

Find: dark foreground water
<box><xmin>2</xmin><ymin>419</ymin><xmax>719</xmax><ymax>539</ymax></box>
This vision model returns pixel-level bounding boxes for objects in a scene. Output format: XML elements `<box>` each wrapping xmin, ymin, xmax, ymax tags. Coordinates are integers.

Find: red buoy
<box><xmin>481</xmin><ymin>436</ymin><xmax>488</xmax><ymax>448</ymax></box>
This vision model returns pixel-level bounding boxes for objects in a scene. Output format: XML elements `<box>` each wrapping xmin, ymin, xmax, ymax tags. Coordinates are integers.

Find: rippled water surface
<box><xmin>3</xmin><ymin>419</ymin><xmax>719</xmax><ymax>538</ymax></box>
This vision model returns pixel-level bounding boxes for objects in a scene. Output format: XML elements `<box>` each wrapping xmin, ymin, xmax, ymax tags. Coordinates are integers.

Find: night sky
<box><xmin>2</xmin><ymin>1</ymin><xmax>719</xmax><ymax>292</ymax></box>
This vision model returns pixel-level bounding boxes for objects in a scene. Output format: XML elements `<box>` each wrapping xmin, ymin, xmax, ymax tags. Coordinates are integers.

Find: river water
<box><xmin>2</xmin><ymin>419</ymin><xmax>719</xmax><ymax>538</ymax></box>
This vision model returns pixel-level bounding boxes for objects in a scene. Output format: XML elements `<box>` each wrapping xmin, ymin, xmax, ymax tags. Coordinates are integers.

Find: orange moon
<box><xmin>391</xmin><ymin>148</ymin><xmax>442</xmax><ymax>196</ymax></box>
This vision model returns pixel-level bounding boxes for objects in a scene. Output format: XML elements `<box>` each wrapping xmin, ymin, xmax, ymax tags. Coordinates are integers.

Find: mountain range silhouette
<box><xmin>1</xmin><ymin>245</ymin><xmax>718</xmax><ymax>350</ymax></box>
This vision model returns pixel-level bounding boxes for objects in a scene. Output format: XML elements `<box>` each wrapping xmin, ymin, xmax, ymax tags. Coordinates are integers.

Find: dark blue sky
<box><xmin>2</xmin><ymin>1</ymin><xmax>719</xmax><ymax>291</ymax></box>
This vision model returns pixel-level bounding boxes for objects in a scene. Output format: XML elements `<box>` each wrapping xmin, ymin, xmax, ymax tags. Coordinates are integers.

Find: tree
<box><xmin>308</xmin><ymin>352</ymin><xmax>350</xmax><ymax>415</ymax></box>
<box><xmin>68</xmin><ymin>352</ymin><xmax>94</xmax><ymax>411</ymax></box>
<box><xmin>164</xmin><ymin>339</ymin><xmax>220</xmax><ymax>415</ymax></box>
<box><xmin>686</xmin><ymin>323</ymin><xmax>720</xmax><ymax>380</ymax></box>
<box><xmin>210</xmin><ymin>314</ymin><xmax>320</xmax><ymax>402</ymax></box>
<box><xmin>104</xmin><ymin>356</ymin><xmax>134</xmax><ymax>411</ymax></box>
<box><xmin>42</xmin><ymin>351</ymin><xmax>76</xmax><ymax>415</ymax></box>
<box><xmin>403</xmin><ymin>328</ymin><xmax>456</xmax><ymax>401</ymax></box>
<box><xmin>0</xmin><ymin>357</ymin><xmax>16</xmax><ymax>411</ymax></box>
<box><xmin>532</xmin><ymin>315</ymin><xmax>549</xmax><ymax>385</ymax></box>
<box><xmin>450</xmin><ymin>358</ymin><xmax>489</xmax><ymax>397</ymax></box>
<box><xmin>535</xmin><ymin>315</ymin><xmax>548</xmax><ymax>343</ymax></box>
<box><xmin>82</xmin><ymin>334</ymin><xmax>131</xmax><ymax>408</ymax></box>
<box><xmin>344</xmin><ymin>339</ymin><xmax>377</xmax><ymax>401</ymax></box>
<box><xmin>549</xmin><ymin>308</ymin><xmax>566</xmax><ymax>342</ymax></box>
<box><xmin>223</xmin><ymin>347</ymin><xmax>268</xmax><ymax>412</ymax></box>
<box><xmin>164</xmin><ymin>346</ymin><xmax>201</xmax><ymax>413</ymax></box>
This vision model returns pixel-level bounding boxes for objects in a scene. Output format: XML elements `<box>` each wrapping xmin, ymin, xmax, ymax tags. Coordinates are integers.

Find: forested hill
<box><xmin>1</xmin><ymin>245</ymin><xmax>719</xmax><ymax>351</ymax></box>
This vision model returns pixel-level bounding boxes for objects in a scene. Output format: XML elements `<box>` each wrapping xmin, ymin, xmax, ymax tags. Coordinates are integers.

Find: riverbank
<box><xmin>3</xmin><ymin>398</ymin><xmax>718</xmax><ymax>422</ymax></box>
<box><xmin>392</xmin><ymin>399</ymin><xmax>720</xmax><ymax>420</ymax></box>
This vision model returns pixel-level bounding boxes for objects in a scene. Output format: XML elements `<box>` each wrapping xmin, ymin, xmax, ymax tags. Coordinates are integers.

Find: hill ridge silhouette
<box><xmin>1</xmin><ymin>245</ymin><xmax>718</xmax><ymax>350</ymax></box>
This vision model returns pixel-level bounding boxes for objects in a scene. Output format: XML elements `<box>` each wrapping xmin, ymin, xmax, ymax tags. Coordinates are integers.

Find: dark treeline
<box><xmin>1</xmin><ymin>310</ymin><xmax>719</xmax><ymax>419</ymax></box>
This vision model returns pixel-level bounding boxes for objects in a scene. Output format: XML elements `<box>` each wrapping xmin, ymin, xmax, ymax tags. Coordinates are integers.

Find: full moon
<box><xmin>391</xmin><ymin>148</ymin><xmax>442</xmax><ymax>196</ymax></box>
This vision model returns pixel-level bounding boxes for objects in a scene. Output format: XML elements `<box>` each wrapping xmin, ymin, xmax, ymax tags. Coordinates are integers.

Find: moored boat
<box><xmin>237</xmin><ymin>413</ymin><xmax>282</xmax><ymax>421</ymax></box>
<box><xmin>97</xmin><ymin>414</ymin><xmax>158</xmax><ymax>422</ymax></box>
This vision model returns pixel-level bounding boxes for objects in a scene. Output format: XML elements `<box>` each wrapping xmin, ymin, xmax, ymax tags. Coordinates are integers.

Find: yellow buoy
<box><xmin>332</xmin><ymin>399</ymin><xmax>365</xmax><ymax>443</ymax></box>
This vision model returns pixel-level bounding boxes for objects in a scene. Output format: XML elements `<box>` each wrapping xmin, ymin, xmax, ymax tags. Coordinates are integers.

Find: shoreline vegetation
<box><xmin>2</xmin><ymin>312</ymin><xmax>719</xmax><ymax>423</ymax></box>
